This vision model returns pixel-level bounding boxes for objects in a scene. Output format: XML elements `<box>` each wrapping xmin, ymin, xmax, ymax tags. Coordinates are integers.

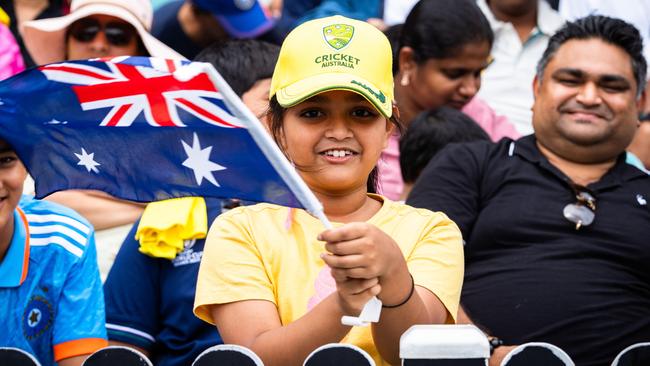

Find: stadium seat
<box><xmin>501</xmin><ymin>342</ymin><xmax>573</xmax><ymax>366</ymax></box>
<box><xmin>400</xmin><ymin>324</ymin><xmax>489</xmax><ymax>365</ymax></box>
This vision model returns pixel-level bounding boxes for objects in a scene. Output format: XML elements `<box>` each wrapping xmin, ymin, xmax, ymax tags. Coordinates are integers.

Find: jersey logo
<box><xmin>637</xmin><ymin>194</ymin><xmax>647</xmax><ymax>206</ymax></box>
<box><xmin>23</xmin><ymin>295</ymin><xmax>53</xmax><ymax>340</ymax></box>
<box><xmin>323</xmin><ymin>24</ymin><xmax>354</xmax><ymax>50</ymax></box>
<box><xmin>172</xmin><ymin>241</ymin><xmax>203</xmax><ymax>267</ymax></box>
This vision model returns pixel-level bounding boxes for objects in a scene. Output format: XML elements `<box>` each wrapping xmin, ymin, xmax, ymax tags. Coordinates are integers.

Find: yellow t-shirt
<box><xmin>194</xmin><ymin>195</ymin><xmax>464</xmax><ymax>365</ymax></box>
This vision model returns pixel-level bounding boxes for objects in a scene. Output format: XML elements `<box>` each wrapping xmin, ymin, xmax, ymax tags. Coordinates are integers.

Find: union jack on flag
<box><xmin>0</xmin><ymin>57</ymin><xmax>317</xmax><ymax>211</ymax></box>
<box><xmin>39</xmin><ymin>57</ymin><xmax>242</xmax><ymax>128</ymax></box>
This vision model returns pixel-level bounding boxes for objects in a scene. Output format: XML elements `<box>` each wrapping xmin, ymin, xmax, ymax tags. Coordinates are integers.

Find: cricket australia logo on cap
<box><xmin>323</xmin><ymin>24</ymin><xmax>354</xmax><ymax>50</ymax></box>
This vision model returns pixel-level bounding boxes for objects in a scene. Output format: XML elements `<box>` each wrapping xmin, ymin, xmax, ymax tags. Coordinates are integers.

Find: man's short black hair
<box><xmin>537</xmin><ymin>15</ymin><xmax>647</xmax><ymax>98</ymax></box>
<box><xmin>400</xmin><ymin>107</ymin><xmax>490</xmax><ymax>184</ymax></box>
<box><xmin>194</xmin><ymin>39</ymin><xmax>280</xmax><ymax>97</ymax></box>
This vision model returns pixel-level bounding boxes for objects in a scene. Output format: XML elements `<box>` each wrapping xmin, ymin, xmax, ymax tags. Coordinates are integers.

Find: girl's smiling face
<box><xmin>278</xmin><ymin>90</ymin><xmax>393</xmax><ymax>195</ymax></box>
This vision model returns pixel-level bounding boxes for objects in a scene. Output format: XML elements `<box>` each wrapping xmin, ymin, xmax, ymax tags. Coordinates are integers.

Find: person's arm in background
<box><xmin>45</xmin><ymin>190</ymin><xmax>145</xmax><ymax>230</ymax></box>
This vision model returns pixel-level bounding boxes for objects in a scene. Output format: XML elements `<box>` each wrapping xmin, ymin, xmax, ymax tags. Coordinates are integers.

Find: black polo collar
<box><xmin>509</xmin><ymin>134</ymin><xmax>647</xmax><ymax>191</ymax></box>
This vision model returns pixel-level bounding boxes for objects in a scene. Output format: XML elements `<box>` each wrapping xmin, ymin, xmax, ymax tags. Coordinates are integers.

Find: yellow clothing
<box><xmin>136</xmin><ymin>197</ymin><xmax>207</xmax><ymax>259</ymax></box>
<box><xmin>0</xmin><ymin>7</ymin><xmax>9</xmax><ymax>27</ymax></box>
<box><xmin>194</xmin><ymin>195</ymin><xmax>464</xmax><ymax>365</ymax></box>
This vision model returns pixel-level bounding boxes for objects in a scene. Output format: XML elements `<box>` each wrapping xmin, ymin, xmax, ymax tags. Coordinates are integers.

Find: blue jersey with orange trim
<box><xmin>0</xmin><ymin>196</ymin><xmax>107</xmax><ymax>365</ymax></box>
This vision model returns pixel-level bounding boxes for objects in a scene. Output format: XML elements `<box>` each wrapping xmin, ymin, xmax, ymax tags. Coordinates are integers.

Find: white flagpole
<box><xmin>190</xmin><ymin>62</ymin><xmax>382</xmax><ymax>327</ymax></box>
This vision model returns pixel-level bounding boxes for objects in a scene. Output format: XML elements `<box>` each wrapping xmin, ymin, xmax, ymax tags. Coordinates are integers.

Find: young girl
<box><xmin>194</xmin><ymin>16</ymin><xmax>464</xmax><ymax>366</ymax></box>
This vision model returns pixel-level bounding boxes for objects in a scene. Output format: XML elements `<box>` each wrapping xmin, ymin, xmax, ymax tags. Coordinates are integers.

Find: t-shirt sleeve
<box><xmin>194</xmin><ymin>209</ymin><xmax>275</xmax><ymax>324</ymax></box>
<box><xmin>406</xmin><ymin>212</ymin><xmax>464</xmax><ymax>323</ymax></box>
<box><xmin>52</xmin><ymin>233</ymin><xmax>108</xmax><ymax>361</ymax></box>
<box><xmin>406</xmin><ymin>142</ymin><xmax>487</xmax><ymax>239</ymax></box>
<box><xmin>103</xmin><ymin>221</ymin><xmax>159</xmax><ymax>351</ymax></box>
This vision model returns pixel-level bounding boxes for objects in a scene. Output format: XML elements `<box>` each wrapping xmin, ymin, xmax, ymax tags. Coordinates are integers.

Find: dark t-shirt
<box><xmin>104</xmin><ymin>198</ymin><xmax>224</xmax><ymax>366</ymax></box>
<box><xmin>407</xmin><ymin>135</ymin><xmax>650</xmax><ymax>366</ymax></box>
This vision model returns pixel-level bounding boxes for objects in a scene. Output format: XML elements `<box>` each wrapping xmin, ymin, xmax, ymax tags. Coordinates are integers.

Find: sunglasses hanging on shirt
<box><xmin>563</xmin><ymin>182</ymin><xmax>596</xmax><ymax>230</ymax></box>
<box><xmin>68</xmin><ymin>17</ymin><xmax>137</xmax><ymax>46</ymax></box>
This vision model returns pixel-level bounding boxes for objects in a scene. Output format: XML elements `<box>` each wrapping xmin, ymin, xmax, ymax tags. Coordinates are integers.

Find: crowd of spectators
<box><xmin>0</xmin><ymin>0</ymin><xmax>649</xmax><ymax>365</ymax></box>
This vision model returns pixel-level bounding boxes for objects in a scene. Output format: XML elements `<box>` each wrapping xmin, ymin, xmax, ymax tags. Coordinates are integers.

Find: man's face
<box><xmin>0</xmin><ymin>140</ymin><xmax>26</xmax><ymax>245</ymax></box>
<box><xmin>532</xmin><ymin>38</ymin><xmax>642</xmax><ymax>162</ymax></box>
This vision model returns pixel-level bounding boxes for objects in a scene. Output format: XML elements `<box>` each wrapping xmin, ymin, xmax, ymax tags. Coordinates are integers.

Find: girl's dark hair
<box><xmin>399</xmin><ymin>0</ymin><xmax>493</xmax><ymax>65</ymax></box>
<box><xmin>267</xmin><ymin>96</ymin><xmax>402</xmax><ymax>194</ymax></box>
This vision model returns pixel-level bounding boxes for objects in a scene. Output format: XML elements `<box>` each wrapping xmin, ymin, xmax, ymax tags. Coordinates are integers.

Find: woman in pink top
<box><xmin>380</xmin><ymin>0</ymin><xmax>520</xmax><ymax>200</ymax></box>
<box><xmin>0</xmin><ymin>22</ymin><xmax>24</xmax><ymax>80</ymax></box>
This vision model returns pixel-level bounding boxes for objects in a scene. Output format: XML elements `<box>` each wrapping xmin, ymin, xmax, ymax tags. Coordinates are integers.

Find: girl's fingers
<box><xmin>318</xmin><ymin>222</ymin><xmax>368</xmax><ymax>243</ymax></box>
<box><xmin>321</xmin><ymin>253</ymin><xmax>367</xmax><ymax>269</ymax></box>
<box><xmin>332</xmin><ymin>266</ymin><xmax>377</xmax><ymax>280</ymax></box>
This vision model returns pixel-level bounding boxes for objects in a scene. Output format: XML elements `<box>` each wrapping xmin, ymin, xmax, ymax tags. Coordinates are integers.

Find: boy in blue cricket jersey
<box><xmin>0</xmin><ymin>138</ymin><xmax>107</xmax><ymax>366</ymax></box>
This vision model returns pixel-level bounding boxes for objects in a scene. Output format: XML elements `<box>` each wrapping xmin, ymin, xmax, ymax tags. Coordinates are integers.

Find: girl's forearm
<box><xmin>244</xmin><ymin>295</ymin><xmax>352</xmax><ymax>366</ymax></box>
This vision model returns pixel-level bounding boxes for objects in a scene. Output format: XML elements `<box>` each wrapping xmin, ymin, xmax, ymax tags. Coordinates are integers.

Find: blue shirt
<box><xmin>104</xmin><ymin>198</ymin><xmax>224</xmax><ymax>366</ymax></box>
<box><xmin>0</xmin><ymin>196</ymin><xmax>107</xmax><ymax>365</ymax></box>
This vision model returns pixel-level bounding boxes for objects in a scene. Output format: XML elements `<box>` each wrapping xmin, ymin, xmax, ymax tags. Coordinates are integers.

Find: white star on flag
<box><xmin>181</xmin><ymin>133</ymin><xmax>226</xmax><ymax>186</ymax></box>
<box><xmin>75</xmin><ymin>148</ymin><xmax>101</xmax><ymax>173</ymax></box>
<box><xmin>45</xmin><ymin>119</ymin><xmax>68</xmax><ymax>125</ymax></box>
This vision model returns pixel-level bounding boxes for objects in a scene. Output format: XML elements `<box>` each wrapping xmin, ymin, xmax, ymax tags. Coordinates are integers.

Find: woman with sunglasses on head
<box><xmin>380</xmin><ymin>0</ymin><xmax>521</xmax><ymax>201</ymax></box>
<box><xmin>19</xmin><ymin>0</ymin><xmax>185</xmax><ymax>281</ymax></box>
<box><xmin>194</xmin><ymin>15</ymin><xmax>464</xmax><ymax>366</ymax></box>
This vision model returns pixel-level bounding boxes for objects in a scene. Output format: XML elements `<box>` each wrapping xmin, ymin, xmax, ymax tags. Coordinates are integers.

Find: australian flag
<box><xmin>0</xmin><ymin>57</ymin><xmax>319</xmax><ymax>211</ymax></box>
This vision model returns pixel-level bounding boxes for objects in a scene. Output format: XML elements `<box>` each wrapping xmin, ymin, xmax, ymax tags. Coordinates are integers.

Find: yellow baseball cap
<box><xmin>270</xmin><ymin>15</ymin><xmax>394</xmax><ymax>118</ymax></box>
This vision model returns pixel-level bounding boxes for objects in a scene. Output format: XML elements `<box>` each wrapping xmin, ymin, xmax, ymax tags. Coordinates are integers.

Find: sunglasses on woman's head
<box><xmin>563</xmin><ymin>182</ymin><xmax>596</xmax><ymax>230</ymax></box>
<box><xmin>68</xmin><ymin>18</ymin><xmax>137</xmax><ymax>46</ymax></box>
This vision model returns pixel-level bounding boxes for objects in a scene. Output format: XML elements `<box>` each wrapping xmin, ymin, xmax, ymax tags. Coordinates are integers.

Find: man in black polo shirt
<box><xmin>407</xmin><ymin>15</ymin><xmax>650</xmax><ymax>366</ymax></box>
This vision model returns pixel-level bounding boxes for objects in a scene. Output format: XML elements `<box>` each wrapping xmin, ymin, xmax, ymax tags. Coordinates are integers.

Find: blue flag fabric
<box><xmin>0</xmin><ymin>57</ymin><xmax>306</xmax><ymax>208</ymax></box>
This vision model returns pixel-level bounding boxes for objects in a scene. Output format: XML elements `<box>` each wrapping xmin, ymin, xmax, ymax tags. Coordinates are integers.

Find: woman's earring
<box><xmin>400</xmin><ymin>73</ymin><xmax>409</xmax><ymax>87</ymax></box>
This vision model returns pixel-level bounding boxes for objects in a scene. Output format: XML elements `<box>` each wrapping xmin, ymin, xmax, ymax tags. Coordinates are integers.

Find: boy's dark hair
<box><xmin>536</xmin><ymin>15</ymin><xmax>647</xmax><ymax>98</ymax></box>
<box><xmin>400</xmin><ymin>107</ymin><xmax>490</xmax><ymax>184</ymax></box>
<box><xmin>399</xmin><ymin>0</ymin><xmax>493</xmax><ymax>67</ymax></box>
<box><xmin>194</xmin><ymin>39</ymin><xmax>280</xmax><ymax>97</ymax></box>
